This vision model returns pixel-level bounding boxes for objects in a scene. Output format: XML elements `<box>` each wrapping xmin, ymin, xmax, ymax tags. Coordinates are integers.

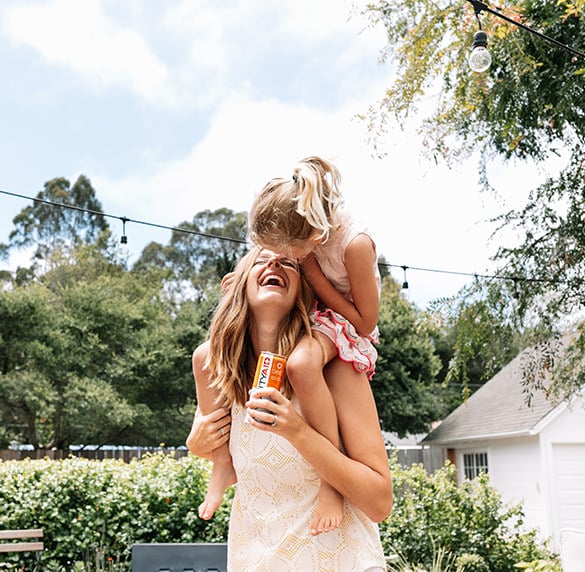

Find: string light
<box><xmin>465</xmin><ymin>0</ymin><xmax>585</xmax><ymax>71</ymax></box>
<box><xmin>0</xmin><ymin>188</ymin><xmax>568</xmax><ymax>291</ymax></box>
<box><xmin>401</xmin><ymin>265</ymin><xmax>409</xmax><ymax>290</ymax></box>
<box><xmin>120</xmin><ymin>216</ymin><xmax>129</xmax><ymax>246</ymax></box>
<box><xmin>468</xmin><ymin>4</ymin><xmax>492</xmax><ymax>73</ymax></box>
<box><xmin>0</xmin><ymin>189</ymin><xmax>246</xmax><ymax>245</ymax></box>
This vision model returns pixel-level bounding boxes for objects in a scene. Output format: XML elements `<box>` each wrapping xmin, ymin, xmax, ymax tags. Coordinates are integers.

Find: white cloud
<box><xmin>3</xmin><ymin>0</ymin><xmax>173</xmax><ymax>104</ymax></box>
<box><xmin>1</xmin><ymin>0</ymin><xmax>386</xmax><ymax>109</ymax></box>
<box><xmin>93</xmin><ymin>83</ymin><xmax>570</xmax><ymax>307</ymax></box>
<box><xmin>0</xmin><ymin>0</ymin><xmax>565</xmax><ymax>308</ymax></box>
<box><xmin>90</xmin><ymin>91</ymin><xmax>505</xmax><ymax>306</ymax></box>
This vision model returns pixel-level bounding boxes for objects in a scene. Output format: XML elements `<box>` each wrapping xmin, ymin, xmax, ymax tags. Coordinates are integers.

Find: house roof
<box><xmin>421</xmin><ymin>346</ymin><xmax>561</xmax><ymax>446</ymax></box>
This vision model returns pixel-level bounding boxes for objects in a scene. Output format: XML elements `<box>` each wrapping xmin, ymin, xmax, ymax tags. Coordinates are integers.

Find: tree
<box><xmin>360</xmin><ymin>0</ymin><xmax>585</xmax><ymax>398</ymax></box>
<box><xmin>0</xmin><ymin>243</ymin><xmax>208</xmax><ymax>449</ymax></box>
<box><xmin>0</xmin><ymin>285</ymin><xmax>56</xmax><ymax>448</ymax></box>
<box><xmin>132</xmin><ymin>208</ymin><xmax>248</xmax><ymax>299</ymax></box>
<box><xmin>7</xmin><ymin>175</ymin><xmax>109</xmax><ymax>268</ymax></box>
<box><xmin>436</xmin><ymin>286</ymin><xmax>523</xmax><ymax>399</ymax></box>
<box><xmin>373</xmin><ymin>278</ymin><xmax>445</xmax><ymax>435</ymax></box>
<box><xmin>361</xmin><ymin>0</ymin><xmax>585</xmax><ymax>161</ymax></box>
<box><xmin>0</xmin><ymin>191</ymin><xmax>248</xmax><ymax>448</ymax></box>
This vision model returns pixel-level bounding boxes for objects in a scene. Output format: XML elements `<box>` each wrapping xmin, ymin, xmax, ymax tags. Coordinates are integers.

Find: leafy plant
<box><xmin>0</xmin><ymin>453</ymin><xmax>231</xmax><ymax>570</ymax></box>
<box><xmin>379</xmin><ymin>457</ymin><xmax>559</xmax><ymax>571</ymax></box>
<box><xmin>0</xmin><ymin>453</ymin><xmax>559</xmax><ymax>571</ymax></box>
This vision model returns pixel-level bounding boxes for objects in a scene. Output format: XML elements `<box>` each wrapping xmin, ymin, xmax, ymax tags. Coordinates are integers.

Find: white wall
<box><xmin>540</xmin><ymin>399</ymin><xmax>585</xmax><ymax>550</ymax></box>
<box><xmin>454</xmin><ymin>399</ymin><xmax>585</xmax><ymax>552</ymax></box>
<box><xmin>457</xmin><ymin>437</ymin><xmax>549</xmax><ymax>543</ymax></box>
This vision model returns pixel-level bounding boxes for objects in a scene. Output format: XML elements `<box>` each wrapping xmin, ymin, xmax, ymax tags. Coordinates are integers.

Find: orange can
<box><xmin>247</xmin><ymin>352</ymin><xmax>286</xmax><ymax>424</ymax></box>
<box><xmin>252</xmin><ymin>351</ymin><xmax>286</xmax><ymax>391</ymax></box>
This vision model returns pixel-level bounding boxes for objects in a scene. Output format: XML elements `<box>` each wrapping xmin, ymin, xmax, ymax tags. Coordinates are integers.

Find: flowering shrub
<box><xmin>0</xmin><ymin>453</ymin><xmax>231</xmax><ymax>570</ymax></box>
<box><xmin>379</xmin><ymin>458</ymin><xmax>559</xmax><ymax>571</ymax></box>
<box><xmin>0</xmin><ymin>453</ymin><xmax>559</xmax><ymax>571</ymax></box>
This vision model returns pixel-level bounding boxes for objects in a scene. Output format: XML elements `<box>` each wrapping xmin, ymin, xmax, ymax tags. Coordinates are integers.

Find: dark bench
<box><xmin>131</xmin><ymin>542</ymin><xmax>227</xmax><ymax>572</ymax></box>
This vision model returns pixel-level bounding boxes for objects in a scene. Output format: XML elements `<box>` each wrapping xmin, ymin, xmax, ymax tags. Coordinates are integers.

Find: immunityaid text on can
<box><xmin>252</xmin><ymin>351</ymin><xmax>286</xmax><ymax>391</ymax></box>
<box><xmin>246</xmin><ymin>351</ymin><xmax>286</xmax><ymax>424</ymax></box>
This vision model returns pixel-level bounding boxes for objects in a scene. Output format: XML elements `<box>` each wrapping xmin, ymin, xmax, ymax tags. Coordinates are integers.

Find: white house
<box><xmin>420</xmin><ymin>345</ymin><xmax>585</xmax><ymax>552</ymax></box>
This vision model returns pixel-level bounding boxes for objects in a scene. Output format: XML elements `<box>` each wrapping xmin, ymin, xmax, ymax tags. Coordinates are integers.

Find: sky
<box><xmin>0</xmin><ymin>0</ymin><xmax>565</xmax><ymax>309</ymax></box>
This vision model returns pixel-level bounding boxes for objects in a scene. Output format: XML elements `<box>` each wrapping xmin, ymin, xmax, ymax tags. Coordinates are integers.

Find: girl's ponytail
<box><xmin>292</xmin><ymin>156</ymin><xmax>342</xmax><ymax>242</ymax></box>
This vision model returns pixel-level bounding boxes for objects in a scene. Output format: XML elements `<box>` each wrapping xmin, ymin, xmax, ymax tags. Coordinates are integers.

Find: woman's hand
<box><xmin>245</xmin><ymin>387</ymin><xmax>306</xmax><ymax>438</ymax></box>
<box><xmin>186</xmin><ymin>407</ymin><xmax>231</xmax><ymax>460</ymax></box>
<box><xmin>246</xmin><ymin>375</ymin><xmax>392</xmax><ymax>523</ymax></box>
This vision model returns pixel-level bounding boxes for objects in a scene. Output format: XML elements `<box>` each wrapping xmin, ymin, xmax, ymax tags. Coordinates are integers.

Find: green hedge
<box><xmin>0</xmin><ymin>453</ymin><xmax>558</xmax><ymax>571</ymax></box>
<box><xmin>0</xmin><ymin>453</ymin><xmax>231</xmax><ymax>571</ymax></box>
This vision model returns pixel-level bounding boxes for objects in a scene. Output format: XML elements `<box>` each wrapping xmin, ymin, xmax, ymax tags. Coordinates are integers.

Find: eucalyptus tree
<box><xmin>132</xmin><ymin>208</ymin><xmax>248</xmax><ymax>300</ymax></box>
<box><xmin>6</xmin><ymin>175</ymin><xmax>109</xmax><ymax>272</ymax></box>
<box><xmin>361</xmin><ymin>0</ymin><xmax>585</xmax><ymax>398</ymax></box>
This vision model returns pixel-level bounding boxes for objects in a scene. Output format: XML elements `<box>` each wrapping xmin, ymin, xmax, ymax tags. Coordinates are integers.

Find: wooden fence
<box><xmin>0</xmin><ymin>446</ymin><xmax>189</xmax><ymax>463</ymax></box>
<box><xmin>0</xmin><ymin>445</ymin><xmax>446</xmax><ymax>472</ymax></box>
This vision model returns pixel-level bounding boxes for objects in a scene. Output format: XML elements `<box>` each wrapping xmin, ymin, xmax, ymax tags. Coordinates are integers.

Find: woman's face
<box><xmin>246</xmin><ymin>249</ymin><xmax>300</xmax><ymax>316</ymax></box>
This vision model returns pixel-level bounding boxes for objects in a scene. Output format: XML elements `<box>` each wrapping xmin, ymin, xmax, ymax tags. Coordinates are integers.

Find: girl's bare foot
<box><xmin>199</xmin><ymin>461</ymin><xmax>236</xmax><ymax>520</ymax></box>
<box><xmin>310</xmin><ymin>481</ymin><xmax>344</xmax><ymax>535</ymax></box>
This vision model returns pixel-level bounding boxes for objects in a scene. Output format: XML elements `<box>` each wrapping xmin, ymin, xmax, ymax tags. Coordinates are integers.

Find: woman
<box><xmin>187</xmin><ymin>246</ymin><xmax>392</xmax><ymax>571</ymax></box>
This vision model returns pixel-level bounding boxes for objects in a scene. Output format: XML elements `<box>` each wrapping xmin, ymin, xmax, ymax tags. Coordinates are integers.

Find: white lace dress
<box><xmin>227</xmin><ymin>402</ymin><xmax>387</xmax><ymax>571</ymax></box>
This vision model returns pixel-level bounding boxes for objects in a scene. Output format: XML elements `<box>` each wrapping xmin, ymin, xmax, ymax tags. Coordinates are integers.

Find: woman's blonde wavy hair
<box><xmin>204</xmin><ymin>245</ymin><xmax>315</xmax><ymax>407</ymax></box>
<box><xmin>248</xmin><ymin>156</ymin><xmax>343</xmax><ymax>250</ymax></box>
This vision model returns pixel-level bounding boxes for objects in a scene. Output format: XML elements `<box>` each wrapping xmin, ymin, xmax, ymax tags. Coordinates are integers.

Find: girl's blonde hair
<box><xmin>248</xmin><ymin>156</ymin><xmax>343</xmax><ymax>250</ymax></box>
<box><xmin>204</xmin><ymin>245</ymin><xmax>314</xmax><ymax>406</ymax></box>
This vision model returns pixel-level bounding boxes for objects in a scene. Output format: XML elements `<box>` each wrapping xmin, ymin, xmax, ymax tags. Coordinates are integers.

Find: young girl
<box><xmin>248</xmin><ymin>156</ymin><xmax>382</xmax><ymax>535</ymax></box>
<box><xmin>196</xmin><ymin>156</ymin><xmax>381</xmax><ymax>536</ymax></box>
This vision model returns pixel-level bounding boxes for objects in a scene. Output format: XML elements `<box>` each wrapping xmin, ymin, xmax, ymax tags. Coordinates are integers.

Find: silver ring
<box><xmin>270</xmin><ymin>414</ymin><xmax>277</xmax><ymax>427</ymax></box>
<box><xmin>219</xmin><ymin>427</ymin><xmax>224</xmax><ymax>437</ymax></box>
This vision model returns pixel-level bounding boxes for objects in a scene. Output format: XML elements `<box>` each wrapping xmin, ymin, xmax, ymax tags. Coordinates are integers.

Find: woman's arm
<box><xmin>302</xmin><ymin>234</ymin><xmax>380</xmax><ymax>336</ymax></box>
<box><xmin>186</xmin><ymin>342</ymin><xmax>231</xmax><ymax>459</ymax></box>
<box><xmin>246</xmin><ymin>361</ymin><xmax>392</xmax><ymax>522</ymax></box>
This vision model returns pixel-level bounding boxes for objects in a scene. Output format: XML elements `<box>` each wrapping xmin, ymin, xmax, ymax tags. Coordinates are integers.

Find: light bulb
<box><xmin>118</xmin><ymin>234</ymin><xmax>129</xmax><ymax>259</ymax></box>
<box><xmin>468</xmin><ymin>30</ymin><xmax>492</xmax><ymax>72</ymax></box>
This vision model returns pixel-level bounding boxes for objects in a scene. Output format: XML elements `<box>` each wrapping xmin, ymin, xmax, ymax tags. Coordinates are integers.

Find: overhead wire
<box><xmin>0</xmin><ymin>188</ymin><xmax>560</xmax><ymax>289</ymax></box>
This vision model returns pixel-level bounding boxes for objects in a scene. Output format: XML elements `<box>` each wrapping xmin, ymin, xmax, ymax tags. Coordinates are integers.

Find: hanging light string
<box><xmin>0</xmin><ymin>188</ymin><xmax>563</xmax><ymax>289</ymax></box>
<box><xmin>466</xmin><ymin>0</ymin><xmax>585</xmax><ymax>59</ymax></box>
<box><xmin>0</xmin><ymin>189</ymin><xmax>247</xmax><ymax>245</ymax></box>
<box><xmin>384</xmin><ymin>263</ymin><xmax>560</xmax><ymax>291</ymax></box>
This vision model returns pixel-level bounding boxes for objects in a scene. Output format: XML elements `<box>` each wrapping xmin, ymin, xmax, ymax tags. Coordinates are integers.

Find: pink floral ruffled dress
<box><xmin>310</xmin><ymin>210</ymin><xmax>381</xmax><ymax>380</ymax></box>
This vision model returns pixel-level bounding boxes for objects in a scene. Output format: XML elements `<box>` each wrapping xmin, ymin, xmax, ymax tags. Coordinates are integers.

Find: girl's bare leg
<box><xmin>192</xmin><ymin>344</ymin><xmax>236</xmax><ymax>520</ymax></box>
<box><xmin>286</xmin><ymin>333</ymin><xmax>343</xmax><ymax>535</ymax></box>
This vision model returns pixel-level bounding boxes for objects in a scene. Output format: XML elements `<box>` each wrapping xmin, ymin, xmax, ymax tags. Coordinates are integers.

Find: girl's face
<box><xmin>246</xmin><ymin>249</ymin><xmax>300</xmax><ymax>316</ymax></box>
<box><xmin>261</xmin><ymin>232</ymin><xmax>322</xmax><ymax>262</ymax></box>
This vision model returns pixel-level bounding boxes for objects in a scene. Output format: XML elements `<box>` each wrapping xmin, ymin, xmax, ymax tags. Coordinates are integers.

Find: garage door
<box><xmin>552</xmin><ymin>444</ymin><xmax>585</xmax><ymax>530</ymax></box>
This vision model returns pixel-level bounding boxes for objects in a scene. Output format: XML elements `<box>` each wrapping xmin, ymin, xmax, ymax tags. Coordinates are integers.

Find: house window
<box><xmin>462</xmin><ymin>452</ymin><xmax>489</xmax><ymax>480</ymax></box>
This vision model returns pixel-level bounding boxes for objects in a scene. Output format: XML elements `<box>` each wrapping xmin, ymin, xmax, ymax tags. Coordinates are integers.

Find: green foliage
<box><xmin>361</xmin><ymin>1</ymin><xmax>585</xmax><ymax>399</ymax></box>
<box><xmin>0</xmin><ymin>454</ymin><xmax>231</xmax><ymax>570</ymax></box>
<box><xmin>0</xmin><ymin>243</ymin><xmax>206</xmax><ymax>449</ymax></box>
<box><xmin>0</xmin><ymin>455</ymin><xmax>558</xmax><ymax>571</ymax></box>
<box><xmin>8</xmin><ymin>175</ymin><xmax>109</xmax><ymax>267</ymax></box>
<box><xmin>437</xmin><ymin>286</ymin><xmax>523</xmax><ymax>399</ymax></box>
<box><xmin>514</xmin><ymin>558</ymin><xmax>562</xmax><ymax>572</ymax></box>
<box><xmin>374</xmin><ymin>278</ymin><xmax>446</xmax><ymax>435</ymax></box>
<box><xmin>380</xmin><ymin>459</ymin><xmax>558</xmax><ymax>571</ymax></box>
<box><xmin>132</xmin><ymin>208</ymin><xmax>248</xmax><ymax>300</ymax></box>
<box><xmin>362</xmin><ymin>0</ymin><xmax>585</xmax><ymax>161</ymax></box>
